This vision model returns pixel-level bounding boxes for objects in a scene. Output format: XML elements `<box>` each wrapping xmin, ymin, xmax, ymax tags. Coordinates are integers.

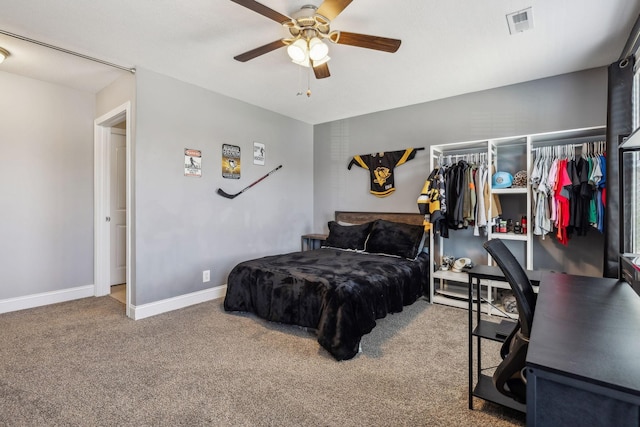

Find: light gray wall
<box><xmin>134</xmin><ymin>69</ymin><xmax>313</xmax><ymax>305</ymax></box>
<box><xmin>313</xmin><ymin>67</ymin><xmax>608</xmax><ymax>275</ymax></box>
<box><xmin>0</xmin><ymin>65</ymin><xmax>608</xmax><ymax>306</ymax></box>
<box><xmin>96</xmin><ymin>72</ymin><xmax>136</xmax><ymax>118</ymax></box>
<box><xmin>96</xmin><ymin>72</ymin><xmax>137</xmax><ymax>302</ymax></box>
<box><xmin>0</xmin><ymin>71</ymin><xmax>95</xmax><ymax>298</ymax></box>
<box><xmin>0</xmin><ymin>66</ymin><xmax>312</xmax><ymax>309</ymax></box>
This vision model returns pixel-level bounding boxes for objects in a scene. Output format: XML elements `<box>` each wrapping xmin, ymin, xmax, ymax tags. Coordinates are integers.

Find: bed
<box><xmin>223</xmin><ymin>211</ymin><xmax>430</xmax><ymax>361</ymax></box>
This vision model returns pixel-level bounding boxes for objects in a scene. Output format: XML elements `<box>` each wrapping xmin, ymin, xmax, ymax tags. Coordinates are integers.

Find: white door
<box><xmin>110</xmin><ymin>129</ymin><xmax>127</xmax><ymax>285</ymax></box>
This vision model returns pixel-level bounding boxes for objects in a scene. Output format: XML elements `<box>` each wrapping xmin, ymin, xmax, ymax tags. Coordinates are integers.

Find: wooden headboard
<box><xmin>335</xmin><ymin>211</ymin><xmax>424</xmax><ymax>226</ymax></box>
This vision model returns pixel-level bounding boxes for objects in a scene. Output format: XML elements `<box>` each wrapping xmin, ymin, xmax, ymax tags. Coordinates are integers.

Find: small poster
<box><xmin>253</xmin><ymin>142</ymin><xmax>265</xmax><ymax>165</ymax></box>
<box><xmin>222</xmin><ymin>144</ymin><xmax>241</xmax><ymax>179</ymax></box>
<box><xmin>184</xmin><ymin>149</ymin><xmax>202</xmax><ymax>177</ymax></box>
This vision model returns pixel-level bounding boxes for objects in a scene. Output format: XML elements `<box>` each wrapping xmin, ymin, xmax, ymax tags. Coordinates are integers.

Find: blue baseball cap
<box><xmin>492</xmin><ymin>171</ymin><xmax>513</xmax><ymax>189</ymax></box>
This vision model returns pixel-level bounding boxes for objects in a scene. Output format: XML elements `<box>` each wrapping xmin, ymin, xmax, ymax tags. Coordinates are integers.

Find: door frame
<box><xmin>109</xmin><ymin>127</ymin><xmax>127</xmax><ymax>286</ymax></box>
<box><xmin>94</xmin><ymin>101</ymin><xmax>132</xmax><ymax>317</ymax></box>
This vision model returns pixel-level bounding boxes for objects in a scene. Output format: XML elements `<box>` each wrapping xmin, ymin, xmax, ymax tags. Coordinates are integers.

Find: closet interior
<box><xmin>426</xmin><ymin>126</ymin><xmax>606</xmax><ymax>315</ymax></box>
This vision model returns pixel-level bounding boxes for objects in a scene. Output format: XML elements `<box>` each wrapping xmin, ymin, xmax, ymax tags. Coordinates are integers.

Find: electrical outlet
<box><xmin>203</xmin><ymin>270</ymin><xmax>210</xmax><ymax>283</ymax></box>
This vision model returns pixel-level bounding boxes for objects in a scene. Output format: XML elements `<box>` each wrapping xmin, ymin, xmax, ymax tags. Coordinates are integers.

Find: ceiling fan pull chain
<box><xmin>295</xmin><ymin>63</ymin><xmax>312</xmax><ymax>97</ymax></box>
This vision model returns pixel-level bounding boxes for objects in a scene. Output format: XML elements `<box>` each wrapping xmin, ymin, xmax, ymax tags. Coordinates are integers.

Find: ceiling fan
<box><xmin>230</xmin><ymin>0</ymin><xmax>401</xmax><ymax>79</ymax></box>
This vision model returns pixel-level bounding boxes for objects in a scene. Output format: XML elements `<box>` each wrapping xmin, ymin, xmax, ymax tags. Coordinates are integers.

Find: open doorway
<box><xmin>94</xmin><ymin>102</ymin><xmax>132</xmax><ymax>317</ymax></box>
<box><xmin>108</xmin><ymin>126</ymin><xmax>127</xmax><ymax>303</ymax></box>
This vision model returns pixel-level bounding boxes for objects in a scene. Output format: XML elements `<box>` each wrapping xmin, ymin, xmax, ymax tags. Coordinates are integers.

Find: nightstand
<box><xmin>301</xmin><ymin>234</ymin><xmax>328</xmax><ymax>251</ymax></box>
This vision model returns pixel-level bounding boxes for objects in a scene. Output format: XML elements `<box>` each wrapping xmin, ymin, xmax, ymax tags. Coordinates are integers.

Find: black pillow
<box><xmin>324</xmin><ymin>221</ymin><xmax>373</xmax><ymax>250</ymax></box>
<box><xmin>365</xmin><ymin>219</ymin><xmax>425</xmax><ymax>259</ymax></box>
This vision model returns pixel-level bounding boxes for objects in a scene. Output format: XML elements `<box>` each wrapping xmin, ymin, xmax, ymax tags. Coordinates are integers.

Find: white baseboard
<box><xmin>0</xmin><ymin>285</ymin><xmax>95</xmax><ymax>314</ymax></box>
<box><xmin>130</xmin><ymin>285</ymin><xmax>227</xmax><ymax>320</ymax></box>
<box><xmin>0</xmin><ymin>284</ymin><xmax>228</xmax><ymax>319</ymax></box>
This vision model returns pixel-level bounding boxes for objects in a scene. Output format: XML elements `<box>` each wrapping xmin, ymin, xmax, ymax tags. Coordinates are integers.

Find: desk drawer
<box><xmin>620</xmin><ymin>256</ymin><xmax>640</xmax><ymax>297</ymax></box>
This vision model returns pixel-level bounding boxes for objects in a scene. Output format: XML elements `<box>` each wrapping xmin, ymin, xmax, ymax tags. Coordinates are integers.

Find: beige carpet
<box><xmin>0</xmin><ymin>296</ymin><xmax>525</xmax><ymax>426</ymax></box>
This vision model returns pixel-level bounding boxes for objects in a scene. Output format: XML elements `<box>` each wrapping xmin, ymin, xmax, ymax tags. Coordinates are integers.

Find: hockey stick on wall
<box><xmin>217</xmin><ymin>165</ymin><xmax>283</xmax><ymax>199</ymax></box>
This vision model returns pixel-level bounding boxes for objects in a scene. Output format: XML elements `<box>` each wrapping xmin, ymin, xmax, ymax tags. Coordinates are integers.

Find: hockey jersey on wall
<box><xmin>348</xmin><ymin>148</ymin><xmax>420</xmax><ymax>197</ymax></box>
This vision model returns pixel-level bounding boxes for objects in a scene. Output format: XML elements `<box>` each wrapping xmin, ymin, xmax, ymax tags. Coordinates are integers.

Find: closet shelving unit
<box><xmin>428</xmin><ymin>139</ymin><xmax>497</xmax><ymax>314</ymax></box>
<box><xmin>428</xmin><ymin>126</ymin><xmax>606</xmax><ymax>316</ymax></box>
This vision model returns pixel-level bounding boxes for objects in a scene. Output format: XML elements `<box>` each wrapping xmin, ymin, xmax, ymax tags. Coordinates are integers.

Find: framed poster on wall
<box><xmin>253</xmin><ymin>142</ymin><xmax>265</xmax><ymax>165</ymax></box>
<box><xmin>184</xmin><ymin>149</ymin><xmax>202</xmax><ymax>177</ymax></box>
<box><xmin>222</xmin><ymin>144</ymin><xmax>240</xmax><ymax>179</ymax></box>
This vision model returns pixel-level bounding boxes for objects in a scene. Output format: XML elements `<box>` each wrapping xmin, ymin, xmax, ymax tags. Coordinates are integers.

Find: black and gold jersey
<box><xmin>348</xmin><ymin>148</ymin><xmax>418</xmax><ymax>197</ymax></box>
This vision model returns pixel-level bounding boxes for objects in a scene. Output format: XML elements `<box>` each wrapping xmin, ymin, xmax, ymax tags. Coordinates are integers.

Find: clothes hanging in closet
<box><xmin>417</xmin><ymin>167</ymin><xmax>448</xmax><ymax>237</ymax></box>
<box><xmin>530</xmin><ymin>142</ymin><xmax>606</xmax><ymax>245</ymax></box>
<box><xmin>419</xmin><ymin>153</ymin><xmax>497</xmax><ymax>238</ymax></box>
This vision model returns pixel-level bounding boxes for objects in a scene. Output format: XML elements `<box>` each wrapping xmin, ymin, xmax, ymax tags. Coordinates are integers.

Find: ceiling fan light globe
<box><xmin>292</xmin><ymin>57</ymin><xmax>311</xmax><ymax>68</ymax></box>
<box><xmin>287</xmin><ymin>39</ymin><xmax>308</xmax><ymax>62</ymax></box>
<box><xmin>308</xmin><ymin>37</ymin><xmax>329</xmax><ymax>61</ymax></box>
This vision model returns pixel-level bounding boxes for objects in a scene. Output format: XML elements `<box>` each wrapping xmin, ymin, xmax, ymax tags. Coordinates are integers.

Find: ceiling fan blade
<box><xmin>312</xmin><ymin>62</ymin><xmax>331</xmax><ymax>79</ymax></box>
<box><xmin>316</xmin><ymin>0</ymin><xmax>353</xmax><ymax>20</ymax></box>
<box><xmin>230</xmin><ymin>0</ymin><xmax>291</xmax><ymax>24</ymax></box>
<box><xmin>334</xmin><ymin>31</ymin><xmax>401</xmax><ymax>53</ymax></box>
<box><xmin>234</xmin><ymin>39</ymin><xmax>286</xmax><ymax>62</ymax></box>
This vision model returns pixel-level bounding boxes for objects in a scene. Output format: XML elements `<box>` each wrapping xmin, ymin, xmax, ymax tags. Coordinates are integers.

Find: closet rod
<box><xmin>531</xmin><ymin>136</ymin><xmax>605</xmax><ymax>148</ymax></box>
<box><xmin>435</xmin><ymin>147</ymin><xmax>486</xmax><ymax>154</ymax></box>
<box><xmin>0</xmin><ymin>29</ymin><xmax>136</xmax><ymax>74</ymax></box>
<box><xmin>531</xmin><ymin>143</ymin><xmax>586</xmax><ymax>150</ymax></box>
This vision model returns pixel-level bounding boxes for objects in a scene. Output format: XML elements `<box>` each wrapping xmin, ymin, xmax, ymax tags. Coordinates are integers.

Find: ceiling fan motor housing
<box><xmin>292</xmin><ymin>5</ymin><xmax>318</xmax><ymax>23</ymax></box>
<box><xmin>285</xmin><ymin>5</ymin><xmax>332</xmax><ymax>41</ymax></box>
<box><xmin>231</xmin><ymin>0</ymin><xmax>401</xmax><ymax>79</ymax></box>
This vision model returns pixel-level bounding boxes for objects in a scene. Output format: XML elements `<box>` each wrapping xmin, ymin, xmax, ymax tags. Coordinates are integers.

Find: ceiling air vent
<box><xmin>506</xmin><ymin>7</ymin><xmax>533</xmax><ymax>34</ymax></box>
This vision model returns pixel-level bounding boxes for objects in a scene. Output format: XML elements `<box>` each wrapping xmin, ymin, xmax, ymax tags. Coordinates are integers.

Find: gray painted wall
<box><xmin>0</xmin><ymin>67</ymin><xmax>312</xmax><ymax>310</ymax></box>
<box><xmin>313</xmin><ymin>67</ymin><xmax>608</xmax><ymax>276</ymax></box>
<box><xmin>96</xmin><ymin>72</ymin><xmax>138</xmax><ymax>302</ymax></box>
<box><xmin>0</xmin><ymin>71</ymin><xmax>95</xmax><ymax>298</ymax></box>
<box><xmin>0</xmin><ymin>65</ymin><xmax>608</xmax><ymax>308</ymax></box>
<box><xmin>134</xmin><ymin>69</ymin><xmax>313</xmax><ymax>305</ymax></box>
<box><xmin>96</xmin><ymin>73</ymin><xmax>136</xmax><ymax>118</ymax></box>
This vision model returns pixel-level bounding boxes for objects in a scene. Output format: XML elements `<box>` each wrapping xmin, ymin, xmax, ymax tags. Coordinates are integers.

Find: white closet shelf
<box><xmin>432</xmin><ymin>269</ymin><xmax>469</xmax><ymax>281</ymax></box>
<box><xmin>433</xmin><ymin>269</ymin><xmax>514</xmax><ymax>290</ymax></box>
<box><xmin>490</xmin><ymin>232</ymin><xmax>527</xmax><ymax>241</ymax></box>
<box><xmin>492</xmin><ymin>187</ymin><xmax>527</xmax><ymax>194</ymax></box>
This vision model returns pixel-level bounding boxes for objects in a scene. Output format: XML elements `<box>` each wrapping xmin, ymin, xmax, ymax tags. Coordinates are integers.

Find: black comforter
<box><xmin>224</xmin><ymin>248</ymin><xmax>429</xmax><ymax>360</ymax></box>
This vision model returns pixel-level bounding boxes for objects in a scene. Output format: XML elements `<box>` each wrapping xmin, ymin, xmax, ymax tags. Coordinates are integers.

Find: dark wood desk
<box><xmin>526</xmin><ymin>273</ymin><xmax>640</xmax><ymax>426</ymax></box>
<box><xmin>467</xmin><ymin>265</ymin><xmax>542</xmax><ymax>412</ymax></box>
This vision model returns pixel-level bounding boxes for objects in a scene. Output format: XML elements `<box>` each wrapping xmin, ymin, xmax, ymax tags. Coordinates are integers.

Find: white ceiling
<box><xmin>1</xmin><ymin>0</ymin><xmax>639</xmax><ymax>124</ymax></box>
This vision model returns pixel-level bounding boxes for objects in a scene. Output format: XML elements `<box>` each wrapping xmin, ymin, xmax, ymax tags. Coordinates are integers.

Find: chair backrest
<box><xmin>483</xmin><ymin>239</ymin><xmax>536</xmax><ymax>337</ymax></box>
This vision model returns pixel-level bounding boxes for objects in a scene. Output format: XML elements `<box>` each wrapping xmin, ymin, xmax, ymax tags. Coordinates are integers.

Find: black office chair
<box><xmin>483</xmin><ymin>239</ymin><xmax>537</xmax><ymax>404</ymax></box>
